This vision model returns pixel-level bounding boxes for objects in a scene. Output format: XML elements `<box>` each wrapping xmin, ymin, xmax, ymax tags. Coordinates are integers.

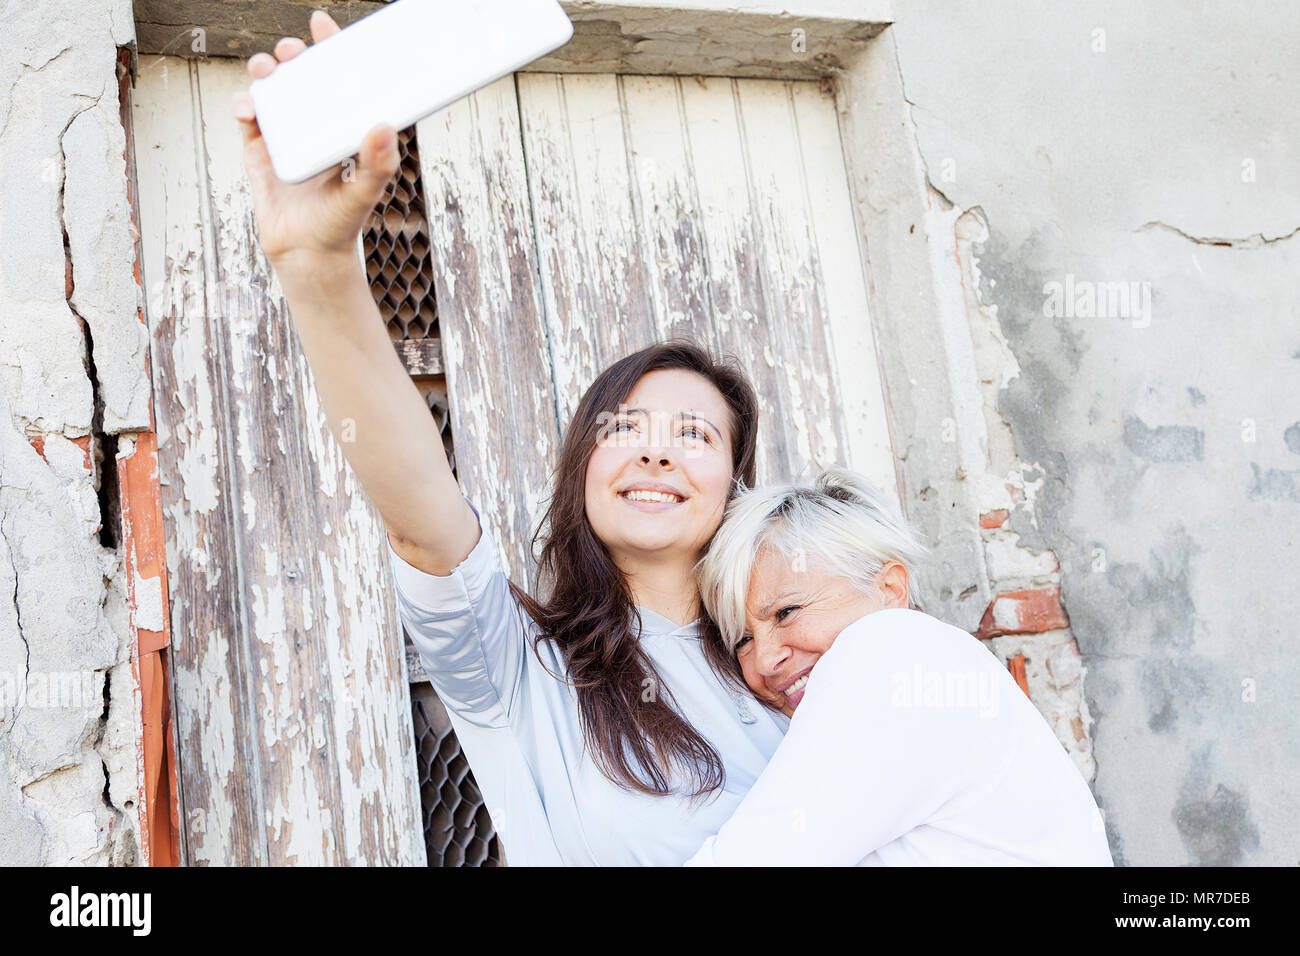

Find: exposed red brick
<box><xmin>65</xmin><ymin>257</ymin><xmax>74</xmax><ymax>299</ymax></box>
<box><xmin>980</xmin><ymin>509</ymin><xmax>1009</xmax><ymax>529</ymax></box>
<box><xmin>71</xmin><ymin>434</ymin><xmax>93</xmax><ymax>472</ymax></box>
<box><xmin>29</xmin><ymin>434</ymin><xmax>93</xmax><ymax>472</ymax></box>
<box><xmin>975</xmin><ymin>586</ymin><xmax>1069</xmax><ymax>639</ymax></box>
<box><xmin>27</xmin><ymin>435</ymin><xmax>98</xmax><ymax>535</ymax></box>
<box><xmin>1048</xmin><ymin>637</ymin><xmax>1082</xmax><ymax>656</ymax></box>
<box><xmin>1007</xmin><ymin>653</ymin><xmax>1031</xmax><ymax>699</ymax></box>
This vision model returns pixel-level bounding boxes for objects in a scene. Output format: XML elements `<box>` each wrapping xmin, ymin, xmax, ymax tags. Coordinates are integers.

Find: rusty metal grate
<box><xmin>365</xmin><ymin>125</ymin><xmax>502</xmax><ymax>867</ymax></box>
<box><xmin>364</xmin><ymin>127</ymin><xmax>438</xmax><ymax>342</ymax></box>
<box><xmin>411</xmin><ymin>683</ymin><xmax>505</xmax><ymax>867</ymax></box>
<box><xmin>417</xmin><ymin>378</ymin><xmax>456</xmax><ymax>477</ymax></box>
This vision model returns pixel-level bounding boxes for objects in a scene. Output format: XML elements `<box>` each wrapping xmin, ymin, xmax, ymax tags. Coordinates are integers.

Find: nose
<box><xmin>752</xmin><ymin>625</ymin><xmax>791</xmax><ymax>677</ymax></box>
<box><xmin>638</xmin><ymin>418</ymin><xmax>677</xmax><ymax>468</ymax></box>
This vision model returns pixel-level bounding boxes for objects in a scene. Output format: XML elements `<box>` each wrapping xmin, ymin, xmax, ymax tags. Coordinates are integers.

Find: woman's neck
<box><xmin>619</xmin><ymin>555</ymin><xmax>702</xmax><ymax>628</ymax></box>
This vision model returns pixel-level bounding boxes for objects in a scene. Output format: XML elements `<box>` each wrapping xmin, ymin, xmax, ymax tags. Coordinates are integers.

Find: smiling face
<box><xmin>734</xmin><ymin>545</ymin><xmax>910</xmax><ymax>716</ymax></box>
<box><xmin>584</xmin><ymin>368</ymin><xmax>737</xmax><ymax>568</ymax></box>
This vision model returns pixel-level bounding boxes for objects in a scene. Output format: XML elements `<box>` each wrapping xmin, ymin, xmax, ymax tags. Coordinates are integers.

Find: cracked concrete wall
<box><xmin>0</xmin><ymin>0</ymin><xmax>148</xmax><ymax>864</ymax></box>
<box><xmin>3</xmin><ymin>0</ymin><xmax>1290</xmax><ymax>869</ymax></box>
<box><xmin>888</xmin><ymin>0</ymin><xmax>1298</xmax><ymax>864</ymax></box>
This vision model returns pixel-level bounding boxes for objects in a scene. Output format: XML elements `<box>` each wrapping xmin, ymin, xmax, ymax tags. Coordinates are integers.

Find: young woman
<box><xmin>230</xmin><ymin>10</ymin><xmax>787</xmax><ymax>865</ymax></box>
<box><xmin>687</xmin><ymin>468</ymin><xmax>1114</xmax><ymax>865</ymax></box>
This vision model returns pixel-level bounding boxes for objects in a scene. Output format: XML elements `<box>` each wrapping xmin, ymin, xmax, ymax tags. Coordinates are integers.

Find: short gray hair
<box><xmin>695</xmin><ymin>468</ymin><xmax>929</xmax><ymax>653</ymax></box>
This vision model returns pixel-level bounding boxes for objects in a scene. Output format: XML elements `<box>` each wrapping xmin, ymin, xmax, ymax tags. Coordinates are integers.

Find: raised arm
<box><xmin>230</xmin><ymin>10</ymin><xmax>478</xmax><ymax>575</ymax></box>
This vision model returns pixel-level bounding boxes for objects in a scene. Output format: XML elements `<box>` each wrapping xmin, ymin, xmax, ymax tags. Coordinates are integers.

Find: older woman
<box><xmin>686</xmin><ymin>468</ymin><xmax>1113</xmax><ymax>866</ymax></box>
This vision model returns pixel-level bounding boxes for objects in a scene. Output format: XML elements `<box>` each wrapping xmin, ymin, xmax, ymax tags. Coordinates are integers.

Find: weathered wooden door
<box><xmin>129</xmin><ymin>57</ymin><xmax>424</xmax><ymax>865</ymax></box>
<box><xmin>127</xmin><ymin>56</ymin><xmax>896</xmax><ymax>865</ymax></box>
<box><xmin>417</xmin><ymin>73</ymin><xmax>898</xmax><ymax>583</ymax></box>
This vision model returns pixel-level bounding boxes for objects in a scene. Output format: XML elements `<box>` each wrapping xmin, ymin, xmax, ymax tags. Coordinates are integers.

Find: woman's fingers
<box><xmin>236</xmin><ymin>114</ymin><xmax>271</xmax><ymax>168</ymax></box>
<box><xmin>235</xmin><ymin>12</ymin><xmax>347</xmax><ymax>196</ymax></box>
<box><xmin>273</xmin><ymin>36</ymin><xmax>308</xmax><ymax>61</ymax></box>
<box><xmin>309</xmin><ymin>9</ymin><xmax>342</xmax><ymax>43</ymax></box>
<box><xmin>247</xmin><ymin>51</ymin><xmax>276</xmax><ymax>78</ymax></box>
<box><xmin>353</xmin><ymin>123</ymin><xmax>401</xmax><ymax>197</ymax></box>
<box><xmin>248</xmin><ymin>9</ymin><xmax>336</xmax><ymax>79</ymax></box>
<box><xmin>230</xmin><ymin>92</ymin><xmax>276</xmax><ymax>195</ymax></box>
<box><xmin>231</xmin><ymin>92</ymin><xmax>258</xmax><ymax>133</ymax></box>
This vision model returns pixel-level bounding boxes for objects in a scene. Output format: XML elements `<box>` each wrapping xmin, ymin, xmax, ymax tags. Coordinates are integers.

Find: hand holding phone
<box><xmin>248</xmin><ymin>0</ymin><xmax>572</xmax><ymax>185</ymax></box>
<box><xmin>231</xmin><ymin>11</ymin><xmax>402</xmax><ymax>269</ymax></box>
<box><xmin>230</xmin><ymin>1</ymin><xmax>573</xmax><ymax>271</ymax></box>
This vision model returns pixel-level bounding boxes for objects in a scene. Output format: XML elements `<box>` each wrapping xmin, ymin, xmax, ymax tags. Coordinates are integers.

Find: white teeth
<box><xmin>623</xmin><ymin>489</ymin><xmax>682</xmax><ymax>503</ymax></box>
<box><xmin>785</xmin><ymin>673</ymin><xmax>810</xmax><ymax>697</ymax></box>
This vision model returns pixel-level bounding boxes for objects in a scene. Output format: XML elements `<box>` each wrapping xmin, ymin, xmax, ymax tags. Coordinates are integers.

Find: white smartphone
<box><xmin>248</xmin><ymin>0</ymin><xmax>573</xmax><ymax>183</ymax></box>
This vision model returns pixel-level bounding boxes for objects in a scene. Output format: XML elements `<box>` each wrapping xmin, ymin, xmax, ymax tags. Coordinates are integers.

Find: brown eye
<box><xmin>775</xmin><ymin>605</ymin><xmax>800</xmax><ymax>622</ymax></box>
<box><xmin>735</xmin><ymin>634</ymin><xmax>753</xmax><ymax>655</ymax></box>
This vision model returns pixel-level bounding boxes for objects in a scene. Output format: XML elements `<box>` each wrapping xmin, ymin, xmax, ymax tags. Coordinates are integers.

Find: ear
<box><xmin>876</xmin><ymin>561</ymin><xmax>911</xmax><ymax>609</ymax></box>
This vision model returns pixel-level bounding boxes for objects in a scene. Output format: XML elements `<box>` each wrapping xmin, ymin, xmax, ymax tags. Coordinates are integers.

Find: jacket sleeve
<box><xmin>683</xmin><ymin>609</ymin><xmax>1016</xmax><ymax>865</ymax></box>
<box><xmin>385</xmin><ymin>497</ymin><xmax>530</xmax><ymax>729</ymax></box>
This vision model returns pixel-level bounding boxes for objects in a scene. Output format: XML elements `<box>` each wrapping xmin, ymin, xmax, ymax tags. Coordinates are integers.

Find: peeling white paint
<box><xmin>130</xmin><ymin>570</ymin><xmax>165</xmax><ymax>632</ymax></box>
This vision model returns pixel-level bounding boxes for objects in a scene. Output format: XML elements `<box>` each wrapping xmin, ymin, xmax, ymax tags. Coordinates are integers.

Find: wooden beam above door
<box><xmin>130</xmin><ymin>0</ymin><xmax>891</xmax><ymax>79</ymax></box>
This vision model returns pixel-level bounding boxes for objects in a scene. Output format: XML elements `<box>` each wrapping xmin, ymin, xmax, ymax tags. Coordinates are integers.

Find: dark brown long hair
<box><xmin>508</xmin><ymin>339</ymin><xmax>759</xmax><ymax>798</ymax></box>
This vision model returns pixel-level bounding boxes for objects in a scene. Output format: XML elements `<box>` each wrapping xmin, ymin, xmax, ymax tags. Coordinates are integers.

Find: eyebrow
<box><xmin>619</xmin><ymin>408</ymin><xmax>723</xmax><ymax>439</ymax></box>
<box><xmin>755</xmin><ymin>590</ymin><xmax>802</xmax><ymax>620</ymax></box>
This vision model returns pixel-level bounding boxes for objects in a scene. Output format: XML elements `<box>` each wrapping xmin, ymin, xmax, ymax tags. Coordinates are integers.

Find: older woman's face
<box><xmin>734</xmin><ymin>545</ymin><xmax>909</xmax><ymax>716</ymax></box>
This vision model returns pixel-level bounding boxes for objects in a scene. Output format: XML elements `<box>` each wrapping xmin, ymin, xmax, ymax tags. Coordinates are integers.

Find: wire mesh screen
<box><xmin>418</xmin><ymin>379</ymin><xmax>456</xmax><ymax>477</ymax></box>
<box><xmin>411</xmin><ymin>683</ymin><xmax>505</xmax><ymax>867</ymax></box>
<box><xmin>366</xmin><ymin>125</ymin><xmax>504</xmax><ymax>867</ymax></box>
<box><xmin>365</xmin><ymin>127</ymin><xmax>438</xmax><ymax>342</ymax></box>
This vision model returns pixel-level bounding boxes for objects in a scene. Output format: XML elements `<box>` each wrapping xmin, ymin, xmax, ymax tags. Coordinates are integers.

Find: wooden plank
<box><xmin>134</xmin><ymin>56</ymin><xmax>424</xmax><ymax>865</ymax></box>
<box><xmin>623</xmin><ymin>73</ymin><xmax>806</xmax><ymax>484</ymax></box>
<box><xmin>132</xmin><ymin>57</ymin><xmax>265</xmax><ymax>866</ymax></box>
<box><xmin>413</xmin><ymin>76</ymin><xmax>562</xmax><ymax>588</ymax></box>
<box><xmin>671</xmin><ymin>75</ymin><xmax>797</xmax><ymax>483</ymax></box>
<box><xmin>204</xmin><ymin>60</ymin><xmax>348</xmax><ymax>867</ymax></box>
<box><xmin>618</xmin><ymin>75</ymin><xmax>714</xmax><ymax>342</ymax></box>
<box><xmin>129</xmin><ymin>1</ymin><xmax>889</xmax><ymax>78</ymax></box>
<box><xmin>195</xmin><ymin>58</ymin><xmax>423</xmax><ymax>866</ymax></box>
<box><xmin>404</xmin><ymin>641</ymin><xmax>427</xmax><ymax>684</ymax></box>
<box><xmin>516</xmin><ymin>72</ymin><xmax>658</xmax><ymax>426</ymax></box>
<box><xmin>788</xmin><ymin>81</ymin><xmax>897</xmax><ymax>498</ymax></box>
<box><xmin>393</xmin><ymin>338</ymin><xmax>443</xmax><ymax>376</ymax></box>
<box><xmin>732</xmin><ymin>78</ymin><xmax>849</xmax><ymax>480</ymax></box>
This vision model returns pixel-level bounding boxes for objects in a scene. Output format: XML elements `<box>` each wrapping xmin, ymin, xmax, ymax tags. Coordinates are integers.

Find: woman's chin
<box><xmin>754</xmin><ymin>687</ymin><xmax>795</xmax><ymax>718</ymax></box>
<box><xmin>616</xmin><ymin>521</ymin><xmax>704</xmax><ymax>554</ymax></box>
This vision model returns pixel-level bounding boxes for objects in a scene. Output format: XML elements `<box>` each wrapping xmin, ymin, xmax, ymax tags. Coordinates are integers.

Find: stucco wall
<box><xmin>0</xmin><ymin>0</ymin><xmax>146</xmax><ymax>865</ymax></box>
<box><xmin>888</xmin><ymin>0</ymin><xmax>1298</xmax><ymax>864</ymax></box>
